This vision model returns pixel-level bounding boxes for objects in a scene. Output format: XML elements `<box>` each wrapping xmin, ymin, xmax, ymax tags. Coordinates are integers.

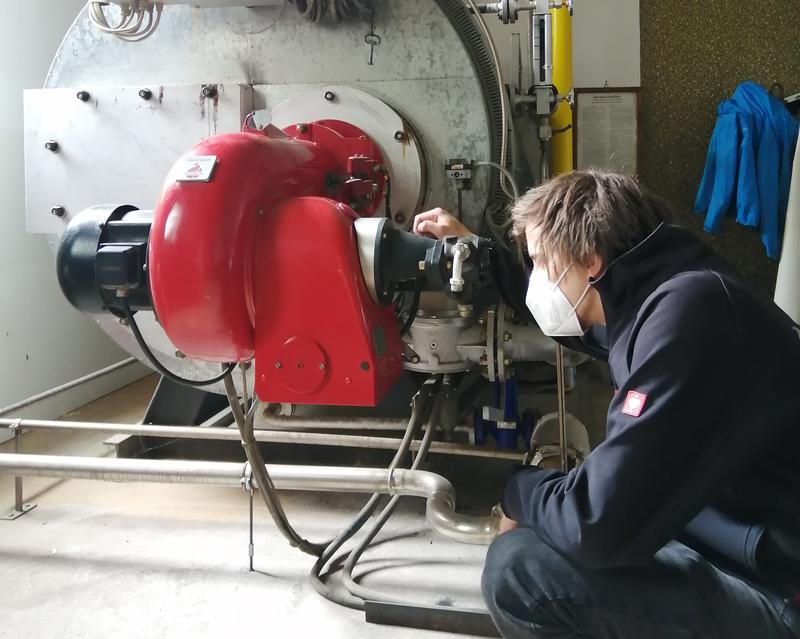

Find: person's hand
<box><xmin>499</xmin><ymin>515</ymin><xmax>519</xmax><ymax>534</ymax></box>
<box><xmin>413</xmin><ymin>208</ymin><xmax>473</xmax><ymax>239</ymax></box>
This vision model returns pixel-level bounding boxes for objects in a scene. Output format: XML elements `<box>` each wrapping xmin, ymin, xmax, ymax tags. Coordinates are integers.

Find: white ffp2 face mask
<box><xmin>525</xmin><ymin>264</ymin><xmax>590</xmax><ymax>337</ymax></box>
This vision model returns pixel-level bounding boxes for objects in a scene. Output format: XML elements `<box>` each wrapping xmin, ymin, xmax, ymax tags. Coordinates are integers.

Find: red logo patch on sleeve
<box><xmin>622</xmin><ymin>391</ymin><xmax>647</xmax><ymax>417</ymax></box>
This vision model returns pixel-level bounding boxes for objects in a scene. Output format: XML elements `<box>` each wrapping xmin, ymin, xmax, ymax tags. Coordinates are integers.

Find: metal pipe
<box><xmin>13</xmin><ymin>423</ymin><xmax>22</xmax><ymax>512</ymax></box>
<box><xmin>261</xmin><ymin>420</ymin><xmax>473</xmax><ymax>434</ymax></box>
<box><xmin>258</xmin><ymin>414</ymin><xmax>412</xmax><ymax>431</ymax></box>
<box><xmin>549</xmin><ymin>0</ymin><xmax>573</xmax><ymax>175</ymax></box>
<box><xmin>0</xmin><ymin>358</ymin><xmax>139</xmax><ymax>417</ymax></box>
<box><xmin>0</xmin><ymin>419</ymin><xmax>522</xmax><ymax>461</ymax></box>
<box><xmin>0</xmin><ymin>453</ymin><xmax>499</xmax><ymax>545</ymax></box>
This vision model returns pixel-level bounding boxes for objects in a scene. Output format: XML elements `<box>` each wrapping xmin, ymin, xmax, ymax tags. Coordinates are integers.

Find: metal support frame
<box><xmin>0</xmin><ymin>418</ymin><xmax>523</xmax><ymax>462</ymax></box>
<box><xmin>2</xmin><ymin>419</ymin><xmax>37</xmax><ymax>520</ymax></box>
<box><xmin>143</xmin><ymin>375</ymin><xmax>230</xmax><ymax>426</ymax></box>
<box><xmin>365</xmin><ymin>600</ymin><xmax>501</xmax><ymax>637</ymax></box>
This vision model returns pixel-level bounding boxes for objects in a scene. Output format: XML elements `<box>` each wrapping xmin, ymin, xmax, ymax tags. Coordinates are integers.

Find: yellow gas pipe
<box><xmin>549</xmin><ymin>2</ymin><xmax>573</xmax><ymax>175</ymax></box>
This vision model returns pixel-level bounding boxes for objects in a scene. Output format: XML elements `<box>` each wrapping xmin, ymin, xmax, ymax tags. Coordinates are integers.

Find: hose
<box><xmin>340</xmin><ymin>380</ymin><xmax>446</xmax><ymax>603</ymax></box>
<box><xmin>223</xmin><ymin>374</ymin><xmax>328</xmax><ymax>556</ymax></box>
<box><xmin>309</xmin><ymin>377</ymin><xmax>440</xmax><ymax>609</ymax></box>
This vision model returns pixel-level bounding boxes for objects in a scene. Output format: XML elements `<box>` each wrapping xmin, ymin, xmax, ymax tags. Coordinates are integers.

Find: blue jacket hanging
<box><xmin>695</xmin><ymin>81</ymin><xmax>799</xmax><ymax>258</ymax></box>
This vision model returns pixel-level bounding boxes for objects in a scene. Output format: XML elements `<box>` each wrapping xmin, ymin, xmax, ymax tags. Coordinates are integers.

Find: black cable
<box><xmin>121</xmin><ymin>299</ymin><xmax>236</xmax><ymax>388</ymax></box>
<box><xmin>383</xmin><ymin>171</ymin><xmax>392</xmax><ymax>219</ymax></box>
<box><xmin>399</xmin><ymin>287</ymin><xmax>421</xmax><ymax>337</ymax></box>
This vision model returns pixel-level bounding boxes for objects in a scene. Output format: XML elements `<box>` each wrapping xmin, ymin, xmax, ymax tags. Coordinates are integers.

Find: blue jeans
<box><xmin>482</xmin><ymin>528</ymin><xmax>800</xmax><ymax>638</ymax></box>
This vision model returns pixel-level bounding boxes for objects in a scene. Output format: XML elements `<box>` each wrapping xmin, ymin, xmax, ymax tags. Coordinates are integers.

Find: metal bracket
<box><xmin>3</xmin><ymin>501</ymin><xmax>36</xmax><ymax>521</ymax></box>
<box><xmin>3</xmin><ymin>419</ymin><xmax>37</xmax><ymax>521</ymax></box>
<box><xmin>240</xmin><ymin>461</ymin><xmax>253</xmax><ymax>492</ymax></box>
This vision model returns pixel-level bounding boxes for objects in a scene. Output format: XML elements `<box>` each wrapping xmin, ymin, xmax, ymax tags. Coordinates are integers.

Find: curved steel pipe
<box><xmin>0</xmin><ymin>453</ymin><xmax>499</xmax><ymax>545</ymax></box>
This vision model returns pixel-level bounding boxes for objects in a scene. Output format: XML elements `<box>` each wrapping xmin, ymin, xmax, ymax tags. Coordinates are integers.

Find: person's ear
<box><xmin>587</xmin><ymin>254</ymin><xmax>604</xmax><ymax>279</ymax></box>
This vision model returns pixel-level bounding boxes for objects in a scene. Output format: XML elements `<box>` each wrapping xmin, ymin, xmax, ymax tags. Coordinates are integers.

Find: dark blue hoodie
<box><xmin>501</xmin><ymin>224</ymin><xmax>800</xmax><ymax>592</ymax></box>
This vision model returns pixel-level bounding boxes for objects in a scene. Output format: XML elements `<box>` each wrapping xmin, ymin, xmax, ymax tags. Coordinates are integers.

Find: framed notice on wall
<box><xmin>573</xmin><ymin>88</ymin><xmax>642</xmax><ymax>175</ymax></box>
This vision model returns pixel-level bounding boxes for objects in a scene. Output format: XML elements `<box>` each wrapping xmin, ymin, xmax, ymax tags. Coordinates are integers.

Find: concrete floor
<box><xmin>0</xmin><ymin>369</ymin><xmax>612</xmax><ymax>639</ymax></box>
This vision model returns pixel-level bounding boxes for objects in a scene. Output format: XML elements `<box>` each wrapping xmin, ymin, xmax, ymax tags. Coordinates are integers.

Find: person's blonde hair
<box><xmin>511</xmin><ymin>170</ymin><xmax>672</xmax><ymax>274</ymax></box>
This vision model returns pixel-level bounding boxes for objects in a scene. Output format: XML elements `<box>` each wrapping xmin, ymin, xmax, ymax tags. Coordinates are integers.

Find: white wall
<box><xmin>573</xmin><ymin>0</ymin><xmax>640</xmax><ymax>88</ymax></box>
<box><xmin>0</xmin><ymin>1</ymin><xmax>147</xmax><ymax>433</ymax></box>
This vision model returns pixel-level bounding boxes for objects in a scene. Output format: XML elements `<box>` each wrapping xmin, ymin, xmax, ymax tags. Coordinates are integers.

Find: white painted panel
<box><xmin>24</xmin><ymin>84</ymin><xmax>253</xmax><ymax>234</ymax></box>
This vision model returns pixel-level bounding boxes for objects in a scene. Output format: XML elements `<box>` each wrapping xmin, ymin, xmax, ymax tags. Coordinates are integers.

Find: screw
<box><xmin>324</xmin><ymin>91</ymin><xmax>336</xmax><ymax>102</ymax></box>
<box><xmin>76</xmin><ymin>90</ymin><xmax>90</xmax><ymax>102</ymax></box>
<box><xmin>296</xmin><ymin>123</ymin><xmax>309</xmax><ymax>134</ymax></box>
<box><xmin>201</xmin><ymin>84</ymin><xmax>217</xmax><ymax>99</ymax></box>
<box><xmin>319</xmin><ymin>363</ymin><xmax>326</xmax><ymax>370</ymax></box>
<box><xmin>360</xmin><ymin>361</ymin><xmax>370</xmax><ymax>371</ymax></box>
<box><xmin>412</xmin><ymin>356</ymin><xmax>420</xmax><ymax>364</ymax></box>
<box><xmin>139</xmin><ymin>88</ymin><xmax>153</xmax><ymax>100</ymax></box>
<box><xmin>275</xmin><ymin>362</ymin><xmax>282</xmax><ymax>369</ymax></box>
<box><xmin>50</xmin><ymin>205</ymin><xmax>66</xmax><ymax>218</ymax></box>
<box><xmin>504</xmin><ymin>359</ymin><xmax>511</xmax><ymax>366</ymax></box>
<box><xmin>119</xmin><ymin>317</ymin><xmax>129</xmax><ymax>327</ymax></box>
<box><xmin>394</xmin><ymin>131</ymin><xmax>405</xmax><ymax>142</ymax></box>
<box><xmin>175</xmin><ymin>350</ymin><xmax>185</xmax><ymax>359</ymax></box>
<box><xmin>44</xmin><ymin>140</ymin><xmax>59</xmax><ymax>153</ymax></box>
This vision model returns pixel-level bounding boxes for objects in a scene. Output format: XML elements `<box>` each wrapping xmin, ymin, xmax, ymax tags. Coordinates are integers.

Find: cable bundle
<box><xmin>88</xmin><ymin>1</ymin><xmax>164</xmax><ymax>41</ymax></box>
<box><xmin>291</xmin><ymin>0</ymin><xmax>376</xmax><ymax>23</ymax></box>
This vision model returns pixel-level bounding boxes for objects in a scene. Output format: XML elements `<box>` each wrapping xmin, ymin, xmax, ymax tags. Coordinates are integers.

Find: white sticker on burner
<box><xmin>176</xmin><ymin>155</ymin><xmax>218</xmax><ymax>182</ymax></box>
